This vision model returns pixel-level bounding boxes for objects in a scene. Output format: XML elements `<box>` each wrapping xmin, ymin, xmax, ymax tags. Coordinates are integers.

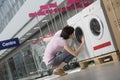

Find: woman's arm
<box><xmin>43</xmin><ymin>36</ymin><xmax>53</xmax><ymax>43</ymax></box>
<box><xmin>43</xmin><ymin>30</ymin><xmax>62</xmax><ymax>43</ymax></box>
<box><xmin>64</xmin><ymin>37</ymin><xmax>85</xmax><ymax>56</ymax></box>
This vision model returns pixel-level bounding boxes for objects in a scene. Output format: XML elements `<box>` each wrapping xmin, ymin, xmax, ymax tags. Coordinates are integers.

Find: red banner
<box><xmin>40</xmin><ymin>4</ymin><xmax>49</xmax><ymax>10</ymax></box>
<box><xmin>40</xmin><ymin>2</ymin><xmax>57</xmax><ymax>11</ymax></box>
<box><xmin>29</xmin><ymin>1</ymin><xmax>93</xmax><ymax>17</ymax></box>
<box><xmin>67</xmin><ymin>0</ymin><xmax>75</xmax><ymax>4</ymax></box>
<box><xmin>84</xmin><ymin>1</ymin><xmax>93</xmax><ymax>7</ymax></box>
<box><xmin>40</xmin><ymin>2</ymin><xmax>58</xmax><ymax>15</ymax></box>
<box><xmin>28</xmin><ymin>12</ymin><xmax>37</xmax><ymax>18</ymax></box>
<box><xmin>49</xmin><ymin>2</ymin><xmax>57</xmax><ymax>8</ymax></box>
<box><xmin>67</xmin><ymin>0</ymin><xmax>83</xmax><ymax>5</ymax></box>
<box><xmin>53</xmin><ymin>8</ymin><xmax>61</xmax><ymax>13</ymax></box>
<box><xmin>37</xmin><ymin>11</ymin><xmax>45</xmax><ymax>16</ymax></box>
<box><xmin>76</xmin><ymin>0</ymin><xmax>82</xmax><ymax>3</ymax></box>
<box><xmin>45</xmin><ymin>9</ymin><xmax>54</xmax><ymax>14</ymax></box>
<box><xmin>61</xmin><ymin>7</ymin><xmax>67</xmax><ymax>12</ymax></box>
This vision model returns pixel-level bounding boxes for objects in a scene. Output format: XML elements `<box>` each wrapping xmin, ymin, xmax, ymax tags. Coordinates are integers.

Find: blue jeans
<box><xmin>50</xmin><ymin>50</ymin><xmax>74</xmax><ymax>68</ymax></box>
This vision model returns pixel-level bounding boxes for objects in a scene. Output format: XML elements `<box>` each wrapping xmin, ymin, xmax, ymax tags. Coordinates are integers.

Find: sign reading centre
<box><xmin>0</xmin><ymin>38</ymin><xmax>20</xmax><ymax>50</ymax></box>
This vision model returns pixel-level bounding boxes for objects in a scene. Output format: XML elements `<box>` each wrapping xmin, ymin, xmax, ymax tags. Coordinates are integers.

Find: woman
<box><xmin>43</xmin><ymin>25</ymin><xmax>85</xmax><ymax>76</ymax></box>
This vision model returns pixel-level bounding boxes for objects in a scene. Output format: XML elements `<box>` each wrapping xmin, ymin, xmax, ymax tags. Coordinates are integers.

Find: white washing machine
<box><xmin>81</xmin><ymin>0</ymin><xmax>117</xmax><ymax>56</ymax></box>
<box><xmin>67</xmin><ymin>12</ymin><xmax>94</xmax><ymax>61</ymax></box>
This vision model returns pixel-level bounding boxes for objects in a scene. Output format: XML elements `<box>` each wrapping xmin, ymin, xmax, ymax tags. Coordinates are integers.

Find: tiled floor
<box><xmin>37</xmin><ymin>62</ymin><xmax>120</xmax><ymax>80</ymax></box>
<box><xmin>36</xmin><ymin>68</ymin><xmax>81</xmax><ymax>80</ymax></box>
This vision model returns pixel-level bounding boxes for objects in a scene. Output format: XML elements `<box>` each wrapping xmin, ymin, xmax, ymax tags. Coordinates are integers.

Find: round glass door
<box><xmin>75</xmin><ymin>27</ymin><xmax>83</xmax><ymax>43</ymax></box>
<box><xmin>89</xmin><ymin>17</ymin><xmax>104</xmax><ymax>39</ymax></box>
<box><xmin>90</xmin><ymin>18</ymin><xmax>101</xmax><ymax>36</ymax></box>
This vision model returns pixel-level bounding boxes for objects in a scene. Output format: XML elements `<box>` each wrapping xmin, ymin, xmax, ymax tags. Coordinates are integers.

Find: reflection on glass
<box><xmin>22</xmin><ymin>45</ymin><xmax>37</xmax><ymax>75</ymax></box>
<box><xmin>1</xmin><ymin>62</ymin><xmax>10</xmax><ymax>80</ymax></box>
<box><xmin>13</xmin><ymin>52</ymin><xmax>27</xmax><ymax>78</ymax></box>
<box><xmin>8</xmin><ymin>57</ymin><xmax>18</xmax><ymax>80</ymax></box>
<box><xmin>2</xmin><ymin>63</ymin><xmax>9</xmax><ymax>80</ymax></box>
<box><xmin>0</xmin><ymin>65</ymin><xmax>4</xmax><ymax>80</ymax></box>
<box><xmin>0</xmin><ymin>0</ymin><xmax>26</xmax><ymax>33</ymax></box>
<box><xmin>0</xmin><ymin>62</ymin><xmax>10</xmax><ymax>80</ymax></box>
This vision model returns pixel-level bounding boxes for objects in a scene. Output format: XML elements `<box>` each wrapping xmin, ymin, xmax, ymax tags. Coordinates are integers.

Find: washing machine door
<box><xmin>74</xmin><ymin>27</ymin><xmax>93</xmax><ymax>61</ymax></box>
<box><xmin>75</xmin><ymin>27</ymin><xmax>83</xmax><ymax>43</ymax></box>
<box><xmin>89</xmin><ymin>15</ymin><xmax>104</xmax><ymax>40</ymax></box>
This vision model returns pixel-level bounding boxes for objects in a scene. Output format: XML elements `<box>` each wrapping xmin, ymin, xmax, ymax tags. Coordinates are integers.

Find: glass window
<box><xmin>21</xmin><ymin>45</ymin><xmax>37</xmax><ymax>76</ymax></box>
<box><xmin>0</xmin><ymin>10</ymin><xmax>3</xmax><ymax>19</ymax></box>
<box><xmin>0</xmin><ymin>0</ymin><xmax>26</xmax><ymax>33</ymax></box>
<box><xmin>4</xmin><ymin>1</ymin><xmax>9</xmax><ymax>13</ymax></box>
<box><xmin>1</xmin><ymin>6</ymin><xmax>5</xmax><ymax>17</ymax></box>
<box><xmin>7</xmin><ymin>0</ymin><xmax>13</xmax><ymax>8</ymax></box>
<box><xmin>17</xmin><ymin>0</ymin><xmax>24</xmax><ymax>8</ymax></box>
<box><xmin>1</xmin><ymin>62</ymin><xmax>10</xmax><ymax>80</ymax></box>
<box><xmin>11</xmin><ymin>0</ymin><xmax>16</xmax><ymax>6</ymax></box>
<box><xmin>8</xmin><ymin>57</ymin><xmax>18</xmax><ymax>80</ymax></box>
<box><xmin>13</xmin><ymin>1</ymin><xmax>18</xmax><ymax>13</ymax></box>
<box><xmin>0</xmin><ymin>64</ymin><xmax>5</xmax><ymax>80</ymax></box>
<box><xmin>13</xmin><ymin>52</ymin><xmax>27</xmax><ymax>78</ymax></box>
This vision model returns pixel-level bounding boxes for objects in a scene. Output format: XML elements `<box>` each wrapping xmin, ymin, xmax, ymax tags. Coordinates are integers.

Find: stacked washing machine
<box><xmin>67</xmin><ymin>0</ymin><xmax>117</xmax><ymax>61</ymax></box>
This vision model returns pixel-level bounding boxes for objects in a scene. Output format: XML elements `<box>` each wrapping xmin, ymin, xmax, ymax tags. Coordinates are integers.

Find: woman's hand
<box><xmin>81</xmin><ymin>36</ymin><xmax>85</xmax><ymax>44</ymax></box>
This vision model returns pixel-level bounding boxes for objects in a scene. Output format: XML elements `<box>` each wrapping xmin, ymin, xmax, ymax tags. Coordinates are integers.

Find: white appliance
<box><xmin>81</xmin><ymin>0</ymin><xmax>117</xmax><ymax>56</ymax></box>
<box><xmin>67</xmin><ymin>12</ymin><xmax>94</xmax><ymax>61</ymax></box>
<box><xmin>67</xmin><ymin>0</ymin><xmax>117</xmax><ymax>61</ymax></box>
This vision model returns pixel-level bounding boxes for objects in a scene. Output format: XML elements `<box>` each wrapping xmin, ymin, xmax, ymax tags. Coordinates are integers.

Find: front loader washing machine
<box><xmin>67</xmin><ymin>12</ymin><xmax>94</xmax><ymax>61</ymax></box>
<box><xmin>81</xmin><ymin>0</ymin><xmax>117</xmax><ymax>56</ymax></box>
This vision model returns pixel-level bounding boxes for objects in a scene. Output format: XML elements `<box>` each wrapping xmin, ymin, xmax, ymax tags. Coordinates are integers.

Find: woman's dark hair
<box><xmin>60</xmin><ymin>25</ymin><xmax>74</xmax><ymax>39</ymax></box>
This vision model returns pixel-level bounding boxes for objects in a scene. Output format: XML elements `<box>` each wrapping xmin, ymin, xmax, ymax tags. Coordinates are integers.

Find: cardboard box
<box><xmin>101</xmin><ymin>0</ymin><xmax>120</xmax><ymax>51</ymax></box>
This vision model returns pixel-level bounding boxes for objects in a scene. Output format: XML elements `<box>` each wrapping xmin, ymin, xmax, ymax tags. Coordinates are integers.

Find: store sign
<box><xmin>29</xmin><ymin>1</ymin><xmax>93</xmax><ymax>18</ymax></box>
<box><xmin>0</xmin><ymin>38</ymin><xmax>20</xmax><ymax>50</ymax></box>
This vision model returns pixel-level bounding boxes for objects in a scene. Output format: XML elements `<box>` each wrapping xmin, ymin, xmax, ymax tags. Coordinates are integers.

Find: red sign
<box><xmin>29</xmin><ymin>12</ymin><xmax>37</xmax><ymax>18</ymax></box>
<box><xmin>67</xmin><ymin>0</ymin><xmax>83</xmax><ymax>5</ymax></box>
<box><xmin>93</xmin><ymin>41</ymin><xmax>111</xmax><ymax>50</ymax></box>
